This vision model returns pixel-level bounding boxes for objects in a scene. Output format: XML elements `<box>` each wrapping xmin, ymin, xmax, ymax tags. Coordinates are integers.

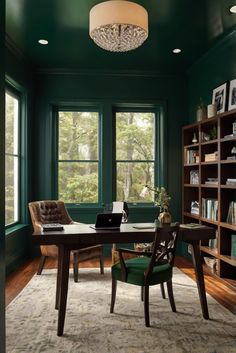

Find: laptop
<box><xmin>90</xmin><ymin>213</ymin><xmax>122</xmax><ymax>230</ymax></box>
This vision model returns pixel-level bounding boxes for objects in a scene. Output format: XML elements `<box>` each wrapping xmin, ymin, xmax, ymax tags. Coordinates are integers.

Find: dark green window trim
<box><xmin>53</xmin><ymin>101</ymin><xmax>167</xmax><ymax>208</ymax></box>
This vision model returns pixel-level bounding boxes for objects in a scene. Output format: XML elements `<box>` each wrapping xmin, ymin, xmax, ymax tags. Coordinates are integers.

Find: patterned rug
<box><xmin>6</xmin><ymin>268</ymin><xmax>236</xmax><ymax>353</ymax></box>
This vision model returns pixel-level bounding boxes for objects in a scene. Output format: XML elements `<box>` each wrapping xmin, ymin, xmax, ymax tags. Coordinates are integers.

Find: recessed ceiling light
<box><xmin>230</xmin><ymin>5</ymin><xmax>236</xmax><ymax>13</ymax></box>
<box><xmin>172</xmin><ymin>48</ymin><xmax>181</xmax><ymax>54</ymax></box>
<box><xmin>38</xmin><ymin>39</ymin><xmax>48</xmax><ymax>45</ymax></box>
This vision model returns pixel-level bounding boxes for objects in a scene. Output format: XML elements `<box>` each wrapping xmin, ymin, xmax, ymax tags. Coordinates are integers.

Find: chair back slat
<box><xmin>145</xmin><ymin>224</ymin><xmax>179</xmax><ymax>282</ymax></box>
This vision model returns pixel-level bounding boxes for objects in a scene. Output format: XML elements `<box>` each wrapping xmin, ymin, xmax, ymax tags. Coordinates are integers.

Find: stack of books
<box><xmin>226</xmin><ymin>178</ymin><xmax>236</xmax><ymax>186</ymax></box>
<box><xmin>42</xmin><ymin>223</ymin><xmax>64</xmax><ymax>231</ymax></box>
<box><xmin>205</xmin><ymin>177</ymin><xmax>218</xmax><ymax>185</ymax></box>
<box><xmin>204</xmin><ymin>151</ymin><xmax>218</xmax><ymax>162</ymax></box>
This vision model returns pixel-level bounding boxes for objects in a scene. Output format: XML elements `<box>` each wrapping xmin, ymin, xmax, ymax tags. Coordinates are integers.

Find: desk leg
<box><xmin>55</xmin><ymin>245</ymin><xmax>62</xmax><ymax>310</ymax></box>
<box><xmin>57</xmin><ymin>246</ymin><xmax>70</xmax><ymax>336</ymax></box>
<box><xmin>190</xmin><ymin>241</ymin><xmax>209</xmax><ymax>319</ymax></box>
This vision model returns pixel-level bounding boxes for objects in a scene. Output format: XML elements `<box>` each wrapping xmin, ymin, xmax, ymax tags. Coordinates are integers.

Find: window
<box><xmin>115</xmin><ymin>111</ymin><xmax>157</xmax><ymax>203</ymax></box>
<box><xmin>5</xmin><ymin>91</ymin><xmax>20</xmax><ymax>225</ymax></box>
<box><xmin>57</xmin><ymin>110</ymin><xmax>99</xmax><ymax>203</ymax></box>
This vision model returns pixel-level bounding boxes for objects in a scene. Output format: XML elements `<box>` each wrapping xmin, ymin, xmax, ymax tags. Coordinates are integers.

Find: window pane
<box><xmin>116</xmin><ymin>112</ymin><xmax>155</xmax><ymax>160</ymax></box>
<box><xmin>5</xmin><ymin>155</ymin><xmax>19</xmax><ymax>225</ymax></box>
<box><xmin>5</xmin><ymin>93</ymin><xmax>19</xmax><ymax>154</ymax></box>
<box><xmin>58</xmin><ymin>162</ymin><xmax>98</xmax><ymax>203</ymax></box>
<box><xmin>116</xmin><ymin>162</ymin><xmax>154</xmax><ymax>202</ymax></box>
<box><xmin>58</xmin><ymin>111</ymin><xmax>98</xmax><ymax>160</ymax></box>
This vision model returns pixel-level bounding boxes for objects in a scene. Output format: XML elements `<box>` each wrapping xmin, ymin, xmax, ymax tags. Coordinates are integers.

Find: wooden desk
<box><xmin>32</xmin><ymin>223</ymin><xmax>215</xmax><ymax>336</ymax></box>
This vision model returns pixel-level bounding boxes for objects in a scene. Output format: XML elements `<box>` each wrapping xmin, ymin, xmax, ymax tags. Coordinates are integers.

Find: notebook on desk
<box><xmin>90</xmin><ymin>213</ymin><xmax>122</xmax><ymax>230</ymax></box>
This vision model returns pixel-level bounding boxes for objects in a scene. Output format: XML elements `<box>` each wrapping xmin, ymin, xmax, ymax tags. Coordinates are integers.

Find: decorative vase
<box><xmin>158</xmin><ymin>210</ymin><xmax>172</xmax><ymax>224</ymax></box>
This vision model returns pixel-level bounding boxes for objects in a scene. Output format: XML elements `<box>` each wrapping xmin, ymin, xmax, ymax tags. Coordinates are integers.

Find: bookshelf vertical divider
<box><xmin>182</xmin><ymin>109</ymin><xmax>236</xmax><ymax>290</ymax></box>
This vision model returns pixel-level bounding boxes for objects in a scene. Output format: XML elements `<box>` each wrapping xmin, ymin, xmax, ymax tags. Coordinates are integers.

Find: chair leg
<box><xmin>100</xmin><ymin>255</ymin><xmax>104</xmax><ymax>275</ymax></box>
<box><xmin>73</xmin><ymin>253</ymin><xmax>79</xmax><ymax>283</ymax></box>
<box><xmin>110</xmin><ymin>278</ymin><xmax>117</xmax><ymax>313</ymax></box>
<box><xmin>37</xmin><ymin>255</ymin><xmax>47</xmax><ymax>275</ymax></box>
<box><xmin>167</xmin><ymin>280</ymin><xmax>176</xmax><ymax>312</ymax></box>
<box><xmin>160</xmin><ymin>282</ymin><xmax>166</xmax><ymax>299</ymax></box>
<box><xmin>141</xmin><ymin>286</ymin><xmax>144</xmax><ymax>301</ymax></box>
<box><xmin>144</xmin><ymin>285</ymin><xmax>150</xmax><ymax>327</ymax></box>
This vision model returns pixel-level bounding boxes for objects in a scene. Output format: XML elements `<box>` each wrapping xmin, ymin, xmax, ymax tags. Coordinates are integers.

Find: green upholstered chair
<box><xmin>110</xmin><ymin>223</ymin><xmax>179</xmax><ymax>327</ymax></box>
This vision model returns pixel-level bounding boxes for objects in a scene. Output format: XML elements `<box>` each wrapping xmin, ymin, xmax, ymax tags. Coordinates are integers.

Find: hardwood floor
<box><xmin>5</xmin><ymin>256</ymin><xmax>236</xmax><ymax>314</ymax></box>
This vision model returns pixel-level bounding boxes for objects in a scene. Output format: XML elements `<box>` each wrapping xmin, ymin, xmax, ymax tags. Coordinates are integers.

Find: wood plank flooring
<box><xmin>5</xmin><ymin>256</ymin><xmax>236</xmax><ymax>314</ymax></box>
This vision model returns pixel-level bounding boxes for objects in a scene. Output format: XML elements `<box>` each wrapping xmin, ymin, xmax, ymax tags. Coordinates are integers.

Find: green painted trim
<box><xmin>5</xmin><ymin>223</ymin><xmax>28</xmax><ymax>236</ymax></box>
<box><xmin>36</xmin><ymin>68</ymin><xmax>184</xmax><ymax>79</ymax></box>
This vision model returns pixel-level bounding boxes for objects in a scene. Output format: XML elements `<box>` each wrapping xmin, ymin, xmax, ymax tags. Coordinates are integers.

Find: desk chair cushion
<box><xmin>112</xmin><ymin>256</ymin><xmax>172</xmax><ymax>286</ymax></box>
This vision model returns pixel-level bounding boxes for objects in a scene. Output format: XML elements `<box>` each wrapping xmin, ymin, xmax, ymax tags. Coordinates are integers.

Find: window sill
<box><xmin>5</xmin><ymin>224</ymin><xmax>29</xmax><ymax>236</ymax></box>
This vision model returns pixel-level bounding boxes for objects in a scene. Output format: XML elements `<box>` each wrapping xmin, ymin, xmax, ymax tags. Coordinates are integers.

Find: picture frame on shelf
<box><xmin>190</xmin><ymin>200</ymin><xmax>199</xmax><ymax>215</ymax></box>
<box><xmin>228</xmin><ymin>79</ymin><xmax>236</xmax><ymax>111</ymax></box>
<box><xmin>190</xmin><ymin>170</ymin><xmax>199</xmax><ymax>184</ymax></box>
<box><xmin>212</xmin><ymin>82</ymin><xmax>228</xmax><ymax>114</ymax></box>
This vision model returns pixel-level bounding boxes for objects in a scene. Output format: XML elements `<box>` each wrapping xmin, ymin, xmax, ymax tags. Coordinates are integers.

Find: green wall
<box><xmin>188</xmin><ymin>31</ymin><xmax>236</xmax><ymax>122</ymax></box>
<box><xmin>34</xmin><ymin>70</ymin><xmax>187</xmax><ymax>213</ymax></box>
<box><xmin>32</xmin><ymin>70</ymin><xmax>187</xmax><ymax>255</ymax></box>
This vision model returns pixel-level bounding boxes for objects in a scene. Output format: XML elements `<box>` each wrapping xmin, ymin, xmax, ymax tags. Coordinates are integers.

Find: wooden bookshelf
<box><xmin>182</xmin><ymin>109</ymin><xmax>236</xmax><ymax>290</ymax></box>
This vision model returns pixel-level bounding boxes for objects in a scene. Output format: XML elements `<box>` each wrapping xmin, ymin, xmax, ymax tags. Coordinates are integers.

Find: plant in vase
<box><xmin>143</xmin><ymin>185</ymin><xmax>171</xmax><ymax>224</ymax></box>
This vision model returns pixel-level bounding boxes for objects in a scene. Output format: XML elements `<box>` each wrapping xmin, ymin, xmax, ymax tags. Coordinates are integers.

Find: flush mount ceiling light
<box><xmin>229</xmin><ymin>5</ymin><xmax>236</xmax><ymax>13</ymax></box>
<box><xmin>89</xmin><ymin>0</ymin><xmax>148</xmax><ymax>52</ymax></box>
<box><xmin>38</xmin><ymin>39</ymin><xmax>48</xmax><ymax>45</ymax></box>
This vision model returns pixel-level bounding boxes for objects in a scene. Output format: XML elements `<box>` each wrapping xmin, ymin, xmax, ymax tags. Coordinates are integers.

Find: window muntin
<box><xmin>58</xmin><ymin>111</ymin><xmax>99</xmax><ymax>203</ymax></box>
<box><xmin>5</xmin><ymin>92</ymin><xmax>20</xmax><ymax>225</ymax></box>
<box><xmin>116</xmin><ymin>111</ymin><xmax>156</xmax><ymax>203</ymax></box>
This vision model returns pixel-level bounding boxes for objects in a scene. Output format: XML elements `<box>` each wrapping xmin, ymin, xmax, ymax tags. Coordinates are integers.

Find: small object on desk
<box><xmin>42</xmin><ymin>223</ymin><xmax>64</xmax><ymax>231</ymax></box>
<box><xmin>132</xmin><ymin>225</ymin><xmax>155</xmax><ymax>230</ymax></box>
<box><xmin>180</xmin><ymin>223</ymin><xmax>205</xmax><ymax>229</ymax></box>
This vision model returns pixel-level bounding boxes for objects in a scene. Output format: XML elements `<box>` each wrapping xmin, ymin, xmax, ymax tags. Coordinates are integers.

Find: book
<box><xmin>226</xmin><ymin>202</ymin><xmax>236</xmax><ymax>224</ymax></box>
<box><xmin>209</xmin><ymin>230</ymin><xmax>218</xmax><ymax>248</ymax></box>
<box><xmin>231</xmin><ymin>234</ymin><xmax>236</xmax><ymax>258</ymax></box>
<box><xmin>180</xmin><ymin>223</ymin><xmax>205</xmax><ymax>229</ymax></box>
<box><xmin>42</xmin><ymin>223</ymin><xmax>64</xmax><ymax>231</ymax></box>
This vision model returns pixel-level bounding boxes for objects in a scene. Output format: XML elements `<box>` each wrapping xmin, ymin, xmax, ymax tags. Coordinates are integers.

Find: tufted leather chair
<box><xmin>28</xmin><ymin>200</ymin><xmax>104</xmax><ymax>282</ymax></box>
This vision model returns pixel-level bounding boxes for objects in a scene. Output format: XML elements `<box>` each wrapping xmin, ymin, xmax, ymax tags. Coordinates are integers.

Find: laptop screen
<box><xmin>91</xmin><ymin>213</ymin><xmax>122</xmax><ymax>229</ymax></box>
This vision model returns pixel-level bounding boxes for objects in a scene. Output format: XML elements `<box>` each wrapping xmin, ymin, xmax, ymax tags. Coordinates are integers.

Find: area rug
<box><xmin>6</xmin><ymin>268</ymin><xmax>236</xmax><ymax>353</ymax></box>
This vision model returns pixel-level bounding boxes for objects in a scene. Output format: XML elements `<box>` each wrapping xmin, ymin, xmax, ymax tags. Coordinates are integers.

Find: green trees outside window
<box><xmin>57</xmin><ymin>108</ymin><xmax>159</xmax><ymax>205</ymax></box>
<box><xmin>58</xmin><ymin>111</ymin><xmax>99</xmax><ymax>203</ymax></box>
<box><xmin>116</xmin><ymin>112</ymin><xmax>155</xmax><ymax>203</ymax></box>
<box><xmin>5</xmin><ymin>92</ymin><xmax>20</xmax><ymax>225</ymax></box>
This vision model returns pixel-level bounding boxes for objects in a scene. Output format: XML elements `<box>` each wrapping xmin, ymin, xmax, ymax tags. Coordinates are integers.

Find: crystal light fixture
<box><xmin>89</xmin><ymin>0</ymin><xmax>148</xmax><ymax>52</ymax></box>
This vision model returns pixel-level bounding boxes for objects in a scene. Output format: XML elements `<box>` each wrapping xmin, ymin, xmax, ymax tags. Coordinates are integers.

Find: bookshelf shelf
<box><xmin>200</xmin><ymin>161</ymin><xmax>218</xmax><ymax>165</ymax></box>
<box><xmin>201</xmin><ymin>184</ymin><xmax>218</xmax><ymax>188</ymax></box>
<box><xmin>184</xmin><ymin>184</ymin><xmax>199</xmax><ymax>187</ymax></box>
<box><xmin>182</xmin><ymin>109</ymin><xmax>236</xmax><ymax>289</ymax></box>
<box><xmin>219</xmin><ymin>222</ymin><xmax>236</xmax><ymax>231</ymax></box>
<box><xmin>220</xmin><ymin>254</ymin><xmax>236</xmax><ymax>267</ymax></box>
<box><xmin>221</xmin><ymin>185</ymin><xmax>236</xmax><ymax>189</ymax></box>
<box><xmin>200</xmin><ymin>246</ymin><xmax>218</xmax><ymax>257</ymax></box>
<box><xmin>221</xmin><ymin>160</ymin><xmax>236</xmax><ymax>164</ymax></box>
